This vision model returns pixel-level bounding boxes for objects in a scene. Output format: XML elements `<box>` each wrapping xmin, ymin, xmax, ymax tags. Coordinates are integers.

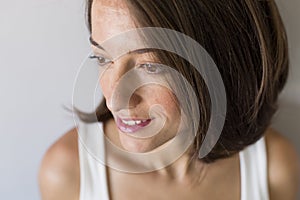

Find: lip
<box><xmin>116</xmin><ymin>117</ymin><xmax>152</xmax><ymax>134</ymax></box>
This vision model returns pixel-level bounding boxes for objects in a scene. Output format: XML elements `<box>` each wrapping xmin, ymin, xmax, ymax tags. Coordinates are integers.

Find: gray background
<box><xmin>0</xmin><ymin>0</ymin><xmax>299</xmax><ymax>199</ymax></box>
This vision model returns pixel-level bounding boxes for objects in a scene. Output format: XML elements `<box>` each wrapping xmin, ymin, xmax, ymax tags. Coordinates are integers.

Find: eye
<box><xmin>139</xmin><ymin>63</ymin><xmax>163</xmax><ymax>74</ymax></box>
<box><xmin>89</xmin><ymin>54</ymin><xmax>112</xmax><ymax>67</ymax></box>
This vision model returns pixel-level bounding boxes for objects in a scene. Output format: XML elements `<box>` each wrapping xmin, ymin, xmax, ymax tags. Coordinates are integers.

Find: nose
<box><xmin>102</xmin><ymin>56</ymin><xmax>142</xmax><ymax>112</ymax></box>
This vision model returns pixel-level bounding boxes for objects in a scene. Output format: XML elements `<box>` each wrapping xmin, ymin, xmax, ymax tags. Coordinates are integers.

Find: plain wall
<box><xmin>0</xmin><ymin>0</ymin><xmax>299</xmax><ymax>199</ymax></box>
<box><xmin>0</xmin><ymin>0</ymin><xmax>90</xmax><ymax>199</ymax></box>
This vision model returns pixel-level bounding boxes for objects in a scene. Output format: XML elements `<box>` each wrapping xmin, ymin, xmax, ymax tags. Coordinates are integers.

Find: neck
<box><xmin>150</xmin><ymin>149</ymin><xmax>208</xmax><ymax>186</ymax></box>
<box><xmin>104</xmin><ymin>117</ymin><xmax>209</xmax><ymax>185</ymax></box>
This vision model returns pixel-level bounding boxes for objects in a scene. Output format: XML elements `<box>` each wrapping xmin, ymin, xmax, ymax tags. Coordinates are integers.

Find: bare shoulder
<box><xmin>38</xmin><ymin>127</ymin><xmax>80</xmax><ymax>200</ymax></box>
<box><xmin>265</xmin><ymin>128</ymin><xmax>300</xmax><ymax>200</ymax></box>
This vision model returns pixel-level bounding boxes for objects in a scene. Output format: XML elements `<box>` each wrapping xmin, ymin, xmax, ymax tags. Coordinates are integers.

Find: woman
<box><xmin>39</xmin><ymin>0</ymin><xmax>299</xmax><ymax>199</ymax></box>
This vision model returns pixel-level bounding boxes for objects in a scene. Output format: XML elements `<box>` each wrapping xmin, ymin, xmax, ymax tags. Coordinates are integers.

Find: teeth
<box><xmin>135</xmin><ymin>120</ymin><xmax>142</xmax><ymax>124</ymax></box>
<box><xmin>121</xmin><ymin>119</ymin><xmax>147</xmax><ymax>125</ymax></box>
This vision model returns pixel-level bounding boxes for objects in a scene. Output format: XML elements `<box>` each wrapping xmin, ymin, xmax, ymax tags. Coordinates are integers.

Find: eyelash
<box><xmin>138</xmin><ymin>63</ymin><xmax>163</xmax><ymax>74</ymax></box>
<box><xmin>89</xmin><ymin>54</ymin><xmax>163</xmax><ymax>74</ymax></box>
<box><xmin>89</xmin><ymin>55</ymin><xmax>112</xmax><ymax>67</ymax></box>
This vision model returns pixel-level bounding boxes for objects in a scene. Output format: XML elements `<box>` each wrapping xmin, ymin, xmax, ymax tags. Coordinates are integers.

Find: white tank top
<box><xmin>78</xmin><ymin>121</ymin><xmax>270</xmax><ymax>200</ymax></box>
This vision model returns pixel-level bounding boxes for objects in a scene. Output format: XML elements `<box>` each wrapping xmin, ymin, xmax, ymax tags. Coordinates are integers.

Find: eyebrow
<box><xmin>89</xmin><ymin>36</ymin><xmax>106</xmax><ymax>51</ymax></box>
<box><xmin>89</xmin><ymin>36</ymin><xmax>157</xmax><ymax>55</ymax></box>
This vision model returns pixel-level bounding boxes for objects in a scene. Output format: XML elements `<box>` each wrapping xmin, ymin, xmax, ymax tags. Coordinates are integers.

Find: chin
<box><xmin>118</xmin><ymin>132</ymin><xmax>156</xmax><ymax>153</ymax></box>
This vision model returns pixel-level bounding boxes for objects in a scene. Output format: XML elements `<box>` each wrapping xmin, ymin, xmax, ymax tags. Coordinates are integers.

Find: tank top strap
<box><xmin>78</xmin><ymin>120</ymin><xmax>110</xmax><ymax>200</ymax></box>
<box><xmin>78</xmin><ymin>119</ymin><xmax>269</xmax><ymax>200</ymax></box>
<box><xmin>239</xmin><ymin>136</ymin><xmax>270</xmax><ymax>200</ymax></box>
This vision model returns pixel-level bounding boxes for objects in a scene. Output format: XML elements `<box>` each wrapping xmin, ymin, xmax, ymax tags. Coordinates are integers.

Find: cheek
<box><xmin>99</xmin><ymin>74</ymin><xmax>110</xmax><ymax>99</ymax></box>
<box><xmin>164</xmin><ymin>98</ymin><xmax>181</xmax><ymax>118</ymax></box>
<box><xmin>148</xmin><ymin>90</ymin><xmax>180</xmax><ymax>118</ymax></box>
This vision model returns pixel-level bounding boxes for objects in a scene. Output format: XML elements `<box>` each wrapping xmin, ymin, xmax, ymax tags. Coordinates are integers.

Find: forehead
<box><xmin>91</xmin><ymin>0</ymin><xmax>136</xmax><ymax>44</ymax></box>
<box><xmin>93</xmin><ymin>0</ymin><xmax>128</xmax><ymax>12</ymax></box>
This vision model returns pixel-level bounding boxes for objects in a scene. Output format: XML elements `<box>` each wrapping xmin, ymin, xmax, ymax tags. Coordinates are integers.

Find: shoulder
<box><xmin>264</xmin><ymin>128</ymin><xmax>300</xmax><ymax>200</ymax></box>
<box><xmin>38</xmin><ymin>127</ymin><xmax>80</xmax><ymax>200</ymax></box>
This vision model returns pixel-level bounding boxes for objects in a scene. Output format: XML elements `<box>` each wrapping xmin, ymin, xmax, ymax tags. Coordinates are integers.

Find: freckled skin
<box><xmin>91</xmin><ymin>0</ymin><xmax>182</xmax><ymax>153</ymax></box>
<box><xmin>38</xmin><ymin>1</ymin><xmax>299</xmax><ymax>200</ymax></box>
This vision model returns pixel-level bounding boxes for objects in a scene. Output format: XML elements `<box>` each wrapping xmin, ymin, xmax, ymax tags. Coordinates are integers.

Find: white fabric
<box><xmin>239</xmin><ymin>136</ymin><xmax>270</xmax><ymax>200</ymax></box>
<box><xmin>78</xmin><ymin>121</ymin><xmax>269</xmax><ymax>200</ymax></box>
<box><xmin>78</xmin><ymin>121</ymin><xmax>110</xmax><ymax>200</ymax></box>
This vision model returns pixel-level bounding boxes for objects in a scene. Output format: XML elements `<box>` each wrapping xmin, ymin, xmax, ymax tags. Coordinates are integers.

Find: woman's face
<box><xmin>91</xmin><ymin>0</ymin><xmax>182</xmax><ymax>153</ymax></box>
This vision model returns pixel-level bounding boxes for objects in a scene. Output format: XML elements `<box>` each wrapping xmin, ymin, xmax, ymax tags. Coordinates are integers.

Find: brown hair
<box><xmin>80</xmin><ymin>0</ymin><xmax>289</xmax><ymax>163</ymax></box>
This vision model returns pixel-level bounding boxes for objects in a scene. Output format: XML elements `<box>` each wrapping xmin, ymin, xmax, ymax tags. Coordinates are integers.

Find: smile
<box><xmin>116</xmin><ymin>117</ymin><xmax>152</xmax><ymax>133</ymax></box>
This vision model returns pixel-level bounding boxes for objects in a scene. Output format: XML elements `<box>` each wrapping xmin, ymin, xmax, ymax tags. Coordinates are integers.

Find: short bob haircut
<box><xmin>78</xmin><ymin>0</ymin><xmax>289</xmax><ymax>163</ymax></box>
